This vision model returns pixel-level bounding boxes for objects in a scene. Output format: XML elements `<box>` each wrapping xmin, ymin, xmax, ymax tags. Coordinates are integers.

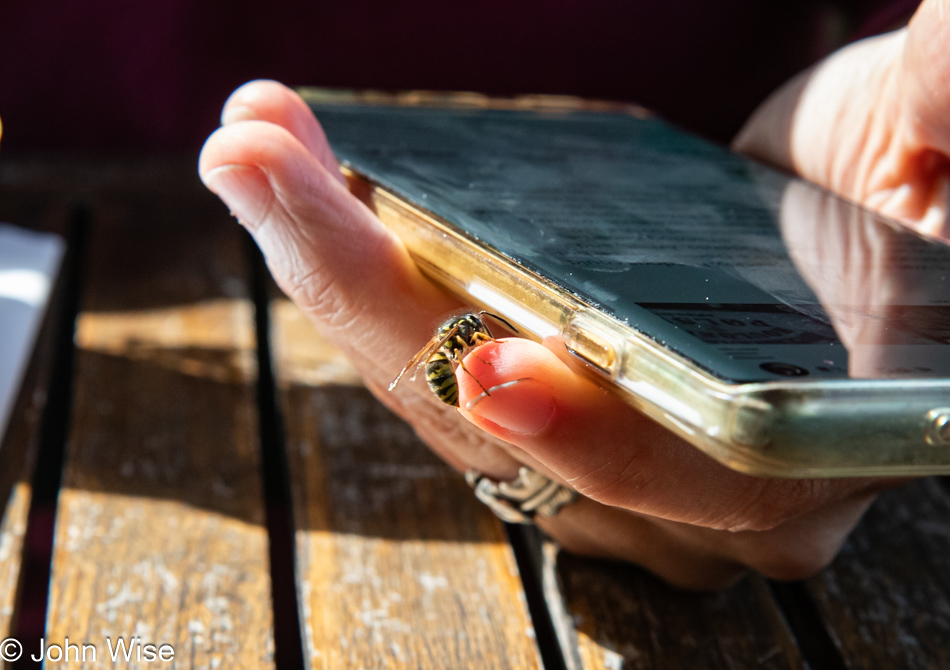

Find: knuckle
<box><xmin>715</xmin><ymin>478</ymin><xmax>830</xmax><ymax>533</ymax></box>
<box><xmin>291</xmin><ymin>267</ymin><xmax>366</xmax><ymax>334</ymax></box>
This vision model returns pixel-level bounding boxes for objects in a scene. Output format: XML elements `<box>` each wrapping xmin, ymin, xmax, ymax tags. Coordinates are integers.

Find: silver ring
<box><xmin>465</xmin><ymin>466</ymin><xmax>577</xmax><ymax>524</ymax></box>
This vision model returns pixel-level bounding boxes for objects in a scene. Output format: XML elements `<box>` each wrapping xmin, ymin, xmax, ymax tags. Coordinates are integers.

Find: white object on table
<box><xmin>0</xmin><ymin>223</ymin><xmax>64</xmax><ymax>446</ymax></box>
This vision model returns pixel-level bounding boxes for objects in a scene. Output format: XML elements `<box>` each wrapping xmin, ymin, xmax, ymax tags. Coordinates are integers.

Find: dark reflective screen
<box><xmin>312</xmin><ymin>104</ymin><xmax>950</xmax><ymax>382</ymax></box>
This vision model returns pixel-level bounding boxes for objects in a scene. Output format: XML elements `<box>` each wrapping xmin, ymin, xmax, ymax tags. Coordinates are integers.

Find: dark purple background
<box><xmin>0</xmin><ymin>1</ymin><xmax>914</xmax><ymax>154</ymax></box>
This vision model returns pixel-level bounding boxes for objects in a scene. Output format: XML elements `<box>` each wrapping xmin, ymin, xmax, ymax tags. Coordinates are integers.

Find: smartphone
<box><xmin>301</xmin><ymin>89</ymin><xmax>950</xmax><ymax>478</ymax></box>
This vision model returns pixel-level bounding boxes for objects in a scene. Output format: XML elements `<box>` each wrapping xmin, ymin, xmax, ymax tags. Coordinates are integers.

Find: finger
<box><xmin>457</xmin><ymin>338</ymin><xmax>872</xmax><ymax>532</ymax></box>
<box><xmin>898</xmin><ymin>0</ymin><xmax>950</xmax><ymax>237</ymax></box>
<box><xmin>734</xmin><ymin>30</ymin><xmax>906</xmax><ymax>196</ymax></box>
<box><xmin>730</xmin><ymin>67</ymin><xmax>806</xmax><ymax>171</ymax></box>
<box><xmin>540</xmin><ymin>490</ymin><xmax>871</xmax><ymax>588</ymax></box>
<box><xmin>721</xmin><ymin>489</ymin><xmax>878</xmax><ymax>581</ymax></box>
<box><xmin>538</xmin><ymin>500</ymin><xmax>747</xmax><ymax>590</ymax></box>
<box><xmin>903</xmin><ymin>0</ymin><xmax>950</xmax><ymax>157</ymax></box>
<box><xmin>734</xmin><ymin>15</ymin><xmax>950</xmax><ymax>240</ymax></box>
<box><xmin>543</xmin><ymin>473</ymin><xmax>890</xmax><ymax>587</ymax></box>
<box><xmin>220</xmin><ymin>80</ymin><xmax>344</xmax><ymax>184</ymax></box>
<box><xmin>199</xmin><ymin>119</ymin><xmax>458</xmax><ymax>373</ymax></box>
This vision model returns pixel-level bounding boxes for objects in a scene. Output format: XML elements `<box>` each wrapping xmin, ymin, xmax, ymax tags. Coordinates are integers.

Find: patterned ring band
<box><xmin>465</xmin><ymin>466</ymin><xmax>578</xmax><ymax>524</ymax></box>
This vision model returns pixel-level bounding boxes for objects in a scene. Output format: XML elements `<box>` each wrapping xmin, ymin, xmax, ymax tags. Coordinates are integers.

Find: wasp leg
<box><xmin>468</xmin><ymin>332</ymin><xmax>499</xmax><ymax>366</ymax></box>
<box><xmin>453</xmin><ymin>349</ymin><xmax>493</xmax><ymax>397</ymax></box>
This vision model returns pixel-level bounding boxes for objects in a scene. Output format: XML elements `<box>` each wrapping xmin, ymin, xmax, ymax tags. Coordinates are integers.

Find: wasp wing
<box><xmin>388</xmin><ymin>324</ymin><xmax>460</xmax><ymax>392</ymax></box>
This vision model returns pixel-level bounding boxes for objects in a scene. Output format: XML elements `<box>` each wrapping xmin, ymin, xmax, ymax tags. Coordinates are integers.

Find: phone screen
<box><xmin>311</xmin><ymin>103</ymin><xmax>950</xmax><ymax>383</ymax></box>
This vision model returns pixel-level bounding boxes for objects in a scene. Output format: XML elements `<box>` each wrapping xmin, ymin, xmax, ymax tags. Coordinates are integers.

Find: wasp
<box><xmin>389</xmin><ymin>311</ymin><xmax>518</xmax><ymax>406</ymax></box>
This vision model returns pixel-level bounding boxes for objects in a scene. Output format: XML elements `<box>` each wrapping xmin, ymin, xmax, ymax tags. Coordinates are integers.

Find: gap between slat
<box><xmin>11</xmin><ymin>205</ymin><xmax>88</xmax><ymax>669</ymax></box>
<box><xmin>768</xmin><ymin>580</ymin><xmax>848</xmax><ymax>670</ymax></box>
<box><xmin>506</xmin><ymin>517</ymin><xmax>570</xmax><ymax>669</ymax></box>
<box><xmin>248</xmin><ymin>237</ymin><xmax>306</xmax><ymax>670</ymax></box>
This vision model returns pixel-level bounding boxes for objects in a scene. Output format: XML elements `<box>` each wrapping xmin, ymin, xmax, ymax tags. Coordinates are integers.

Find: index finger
<box><xmin>199</xmin><ymin>97</ymin><xmax>461</xmax><ymax>377</ymax></box>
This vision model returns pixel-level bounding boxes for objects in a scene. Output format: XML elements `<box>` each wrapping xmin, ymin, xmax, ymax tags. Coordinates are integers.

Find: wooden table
<box><xmin>1</xmin><ymin>158</ymin><xmax>948</xmax><ymax>669</ymax></box>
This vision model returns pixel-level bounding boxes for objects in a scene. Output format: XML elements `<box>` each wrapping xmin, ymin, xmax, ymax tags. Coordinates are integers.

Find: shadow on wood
<box><xmin>547</xmin><ymin>548</ymin><xmax>804</xmax><ymax>670</ymax></box>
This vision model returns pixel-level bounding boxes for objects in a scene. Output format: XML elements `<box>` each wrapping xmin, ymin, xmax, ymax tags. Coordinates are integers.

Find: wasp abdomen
<box><xmin>390</xmin><ymin>311</ymin><xmax>516</xmax><ymax>403</ymax></box>
<box><xmin>425</xmin><ymin>350</ymin><xmax>459</xmax><ymax>406</ymax></box>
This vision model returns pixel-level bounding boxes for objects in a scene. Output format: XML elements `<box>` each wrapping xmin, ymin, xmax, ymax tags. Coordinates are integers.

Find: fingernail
<box><xmin>202</xmin><ymin>164</ymin><xmax>270</xmax><ymax>229</ymax></box>
<box><xmin>221</xmin><ymin>104</ymin><xmax>258</xmax><ymax>126</ymax></box>
<box><xmin>464</xmin><ymin>378</ymin><xmax>556</xmax><ymax>435</ymax></box>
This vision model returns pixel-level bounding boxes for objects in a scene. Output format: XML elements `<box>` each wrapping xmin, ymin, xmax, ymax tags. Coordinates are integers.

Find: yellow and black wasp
<box><xmin>388</xmin><ymin>311</ymin><xmax>518</xmax><ymax>406</ymax></box>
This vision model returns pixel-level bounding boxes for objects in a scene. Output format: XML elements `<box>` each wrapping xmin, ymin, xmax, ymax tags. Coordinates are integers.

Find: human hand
<box><xmin>733</xmin><ymin>0</ymin><xmax>950</xmax><ymax>242</ymax></box>
<box><xmin>199</xmin><ymin>0</ymin><xmax>947</xmax><ymax>589</ymax></box>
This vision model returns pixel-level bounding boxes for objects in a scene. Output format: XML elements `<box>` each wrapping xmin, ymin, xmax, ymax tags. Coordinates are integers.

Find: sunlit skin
<box><xmin>200</xmin><ymin>0</ymin><xmax>950</xmax><ymax>589</ymax></box>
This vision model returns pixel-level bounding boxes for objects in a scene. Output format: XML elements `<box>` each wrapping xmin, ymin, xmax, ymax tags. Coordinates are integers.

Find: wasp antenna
<box><xmin>478</xmin><ymin>311</ymin><xmax>518</xmax><ymax>334</ymax></box>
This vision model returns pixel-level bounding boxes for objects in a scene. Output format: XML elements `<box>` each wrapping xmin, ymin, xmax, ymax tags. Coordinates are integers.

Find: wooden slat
<box><xmin>0</xmin><ymin>194</ymin><xmax>68</xmax><ymax>642</ymax></box>
<box><xmin>271</xmin><ymin>297</ymin><xmax>542</xmax><ymax>669</ymax></box>
<box><xmin>807</xmin><ymin>478</ymin><xmax>950</xmax><ymax>669</ymax></box>
<box><xmin>0</xmin><ymin>484</ymin><xmax>31</xmax><ymax>641</ymax></box>
<box><xmin>541</xmin><ymin>541</ymin><xmax>805</xmax><ymax>669</ymax></box>
<box><xmin>43</xmin><ymin>188</ymin><xmax>274</xmax><ymax>667</ymax></box>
